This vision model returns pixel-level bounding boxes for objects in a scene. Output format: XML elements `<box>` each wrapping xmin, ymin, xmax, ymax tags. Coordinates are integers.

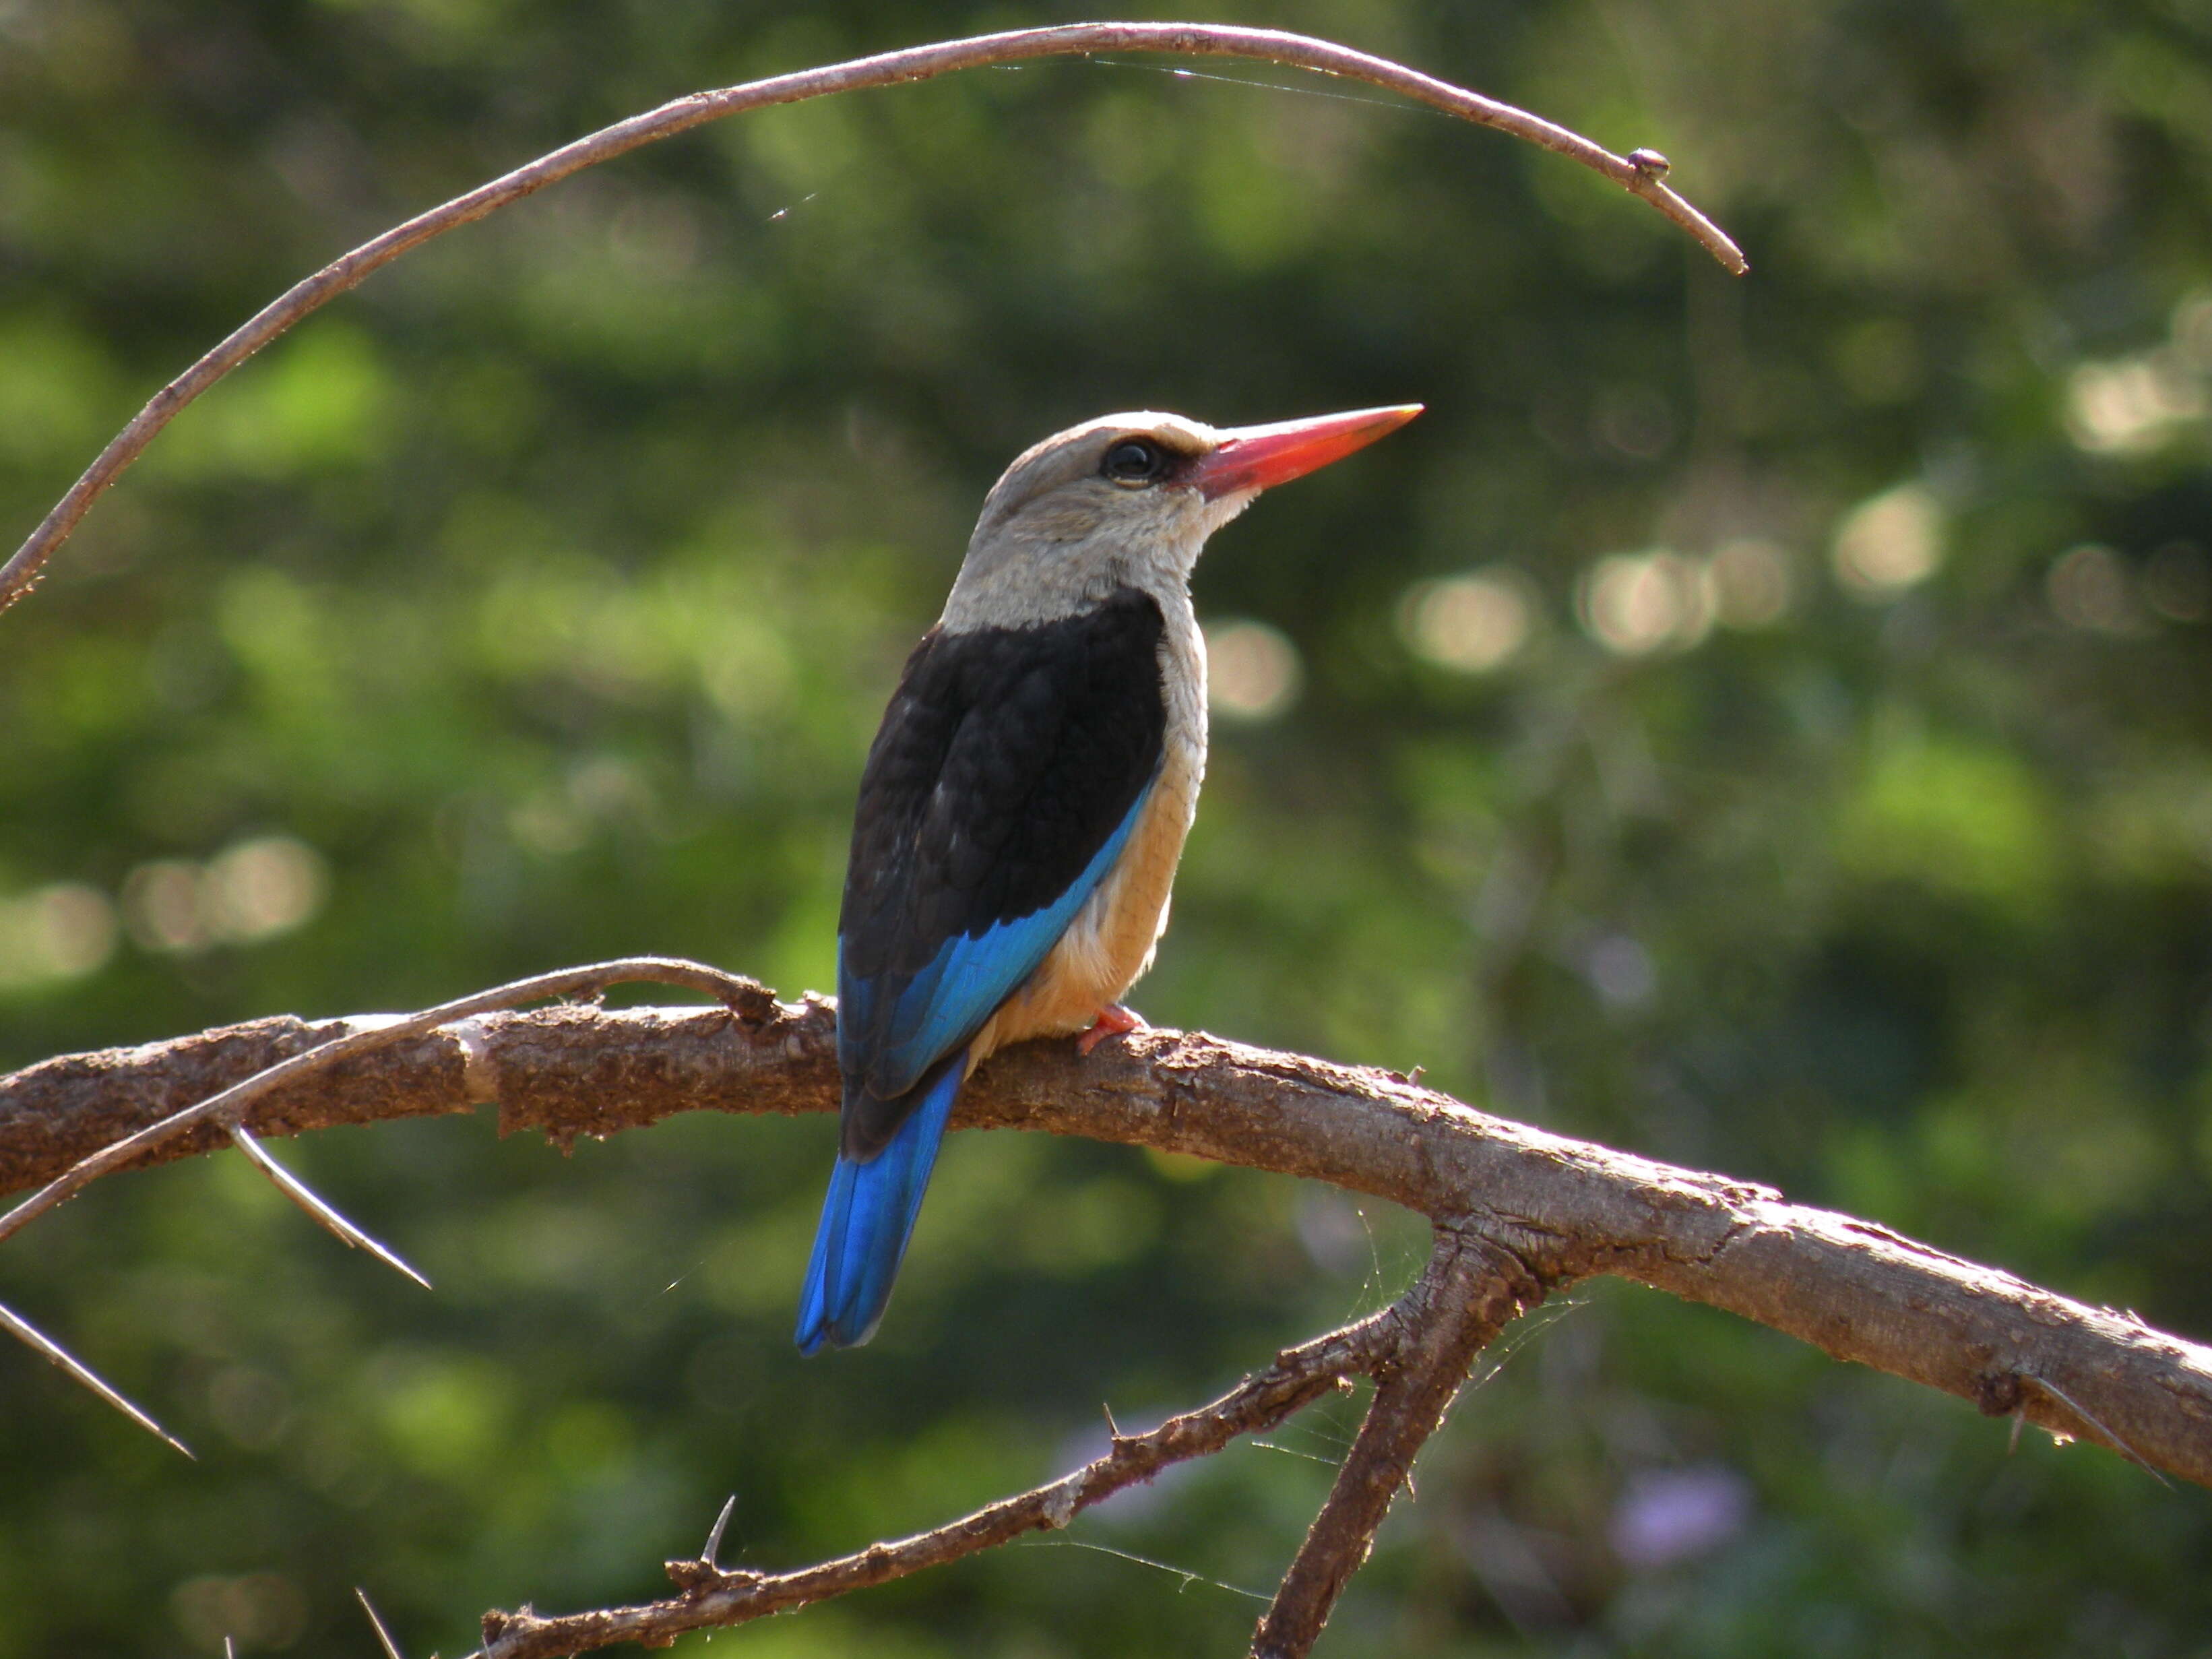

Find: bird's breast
<box><xmin>970</xmin><ymin>596</ymin><xmax>1208</xmax><ymax>1063</ymax></box>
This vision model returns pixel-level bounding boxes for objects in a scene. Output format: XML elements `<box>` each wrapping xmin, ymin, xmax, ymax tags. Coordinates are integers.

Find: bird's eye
<box><xmin>1101</xmin><ymin>438</ymin><xmax>1168</xmax><ymax>487</ymax></box>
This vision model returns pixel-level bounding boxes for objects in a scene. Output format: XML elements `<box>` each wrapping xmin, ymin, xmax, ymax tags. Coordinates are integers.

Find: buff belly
<box><xmin>967</xmin><ymin>764</ymin><xmax>1198</xmax><ymax>1067</ymax></box>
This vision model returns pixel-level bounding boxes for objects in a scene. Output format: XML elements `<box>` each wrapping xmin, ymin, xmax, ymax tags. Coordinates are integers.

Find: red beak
<box><xmin>1190</xmin><ymin>404</ymin><xmax>1422</xmax><ymax>500</ymax></box>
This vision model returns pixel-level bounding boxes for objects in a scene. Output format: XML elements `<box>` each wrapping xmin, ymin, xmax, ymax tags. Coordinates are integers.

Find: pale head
<box><xmin>941</xmin><ymin>405</ymin><xmax>1420</xmax><ymax>631</ymax></box>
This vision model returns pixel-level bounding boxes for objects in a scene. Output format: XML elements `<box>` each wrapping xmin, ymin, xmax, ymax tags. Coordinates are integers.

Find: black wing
<box><xmin>836</xmin><ymin>588</ymin><xmax>1168</xmax><ymax>1153</ymax></box>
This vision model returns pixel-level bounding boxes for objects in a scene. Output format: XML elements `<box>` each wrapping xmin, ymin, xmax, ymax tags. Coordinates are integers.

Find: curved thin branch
<box><xmin>0</xmin><ymin>20</ymin><xmax>1745</xmax><ymax>617</ymax></box>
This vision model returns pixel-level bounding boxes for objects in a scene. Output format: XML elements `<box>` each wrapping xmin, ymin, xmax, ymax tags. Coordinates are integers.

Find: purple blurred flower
<box><xmin>1608</xmin><ymin>1464</ymin><xmax>1752</xmax><ymax>1570</ymax></box>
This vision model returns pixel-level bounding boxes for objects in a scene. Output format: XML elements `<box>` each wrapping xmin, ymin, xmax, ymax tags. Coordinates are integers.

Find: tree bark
<box><xmin>5</xmin><ymin>984</ymin><xmax>2209</xmax><ymax>1490</ymax></box>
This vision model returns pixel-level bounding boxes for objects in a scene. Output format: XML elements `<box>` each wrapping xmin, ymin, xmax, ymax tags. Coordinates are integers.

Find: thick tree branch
<box><xmin>0</xmin><ymin>957</ymin><xmax>765</xmax><ymax>1249</ymax></box>
<box><xmin>8</xmin><ymin>974</ymin><xmax>2211</xmax><ymax>1653</ymax></box>
<box><xmin>0</xmin><ymin>20</ymin><xmax>1744</xmax><ymax>617</ymax></box>
<box><xmin>4</xmin><ymin>982</ymin><xmax>2209</xmax><ymax>1496</ymax></box>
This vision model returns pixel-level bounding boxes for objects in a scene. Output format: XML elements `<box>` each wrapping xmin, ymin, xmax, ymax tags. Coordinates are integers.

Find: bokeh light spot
<box><xmin>1610</xmin><ymin>1465</ymin><xmax>1753</xmax><ymax>1571</ymax></box>
<box><xmin>207</xmin><ymin>836</ymin><xmax>329</xmax><ymax>943</ymax></box>
<box><xmin>1583</xmin><ymin>935</ymin><xmax>1657</xmax><ymax>1009</ymax></box>
<box><xmin>1579</xmin><ymin>551</ymin><xmax>1709</xmax><ymax>655</ymax></box>
<box><xmin>0</xmin><ymin>882</ymin><xmax>119</xmax><ymax>990</ymax></box>
<box><xmin>1831</xmin><ymin>484</ymin><xmax>1942</xmax><ymax>596</ymax></box>
<box><xmin>170</xmin><ymin>1572</ymin><xmax>310</xmax><ymax>1653</ymax></box>
<box><xmin>2145</xmin><ymin>541</ymin><xmax>2211</xmax><ymax>622</ymax></box>
<box><xmin>1400</xmin><ymin>569</ymin><xmax>1536</xmax><ymax>672</ymax></box>
<box><xmin>122</xmin><ymin>838</ymin><xmax>327</xmax><ymax>955</ymax></box>
<box><xmin>1591</xmin><ymin>383</ymin><xmax>1676</xmax><ymax>460</ymax></box>
<box><xmin>2066</xmin><ymin>353</ymin><xmax>2203</xmax><ymax>456</ymax></box>
<box><xmin>122</xmin><ymin>860</ymin><xmax>210</xmax><ymax>953</ymax></box>
<box><xmin>1703</xmin><ymin>538</ymin><xmax>1794</xmax><ymax>629</ymax></box>
<box><xmin>2048</xmin><ymin>544</ymin><xmax>2141</xmax><ymax>633</ymax></box>
<box><xmin>1205</xmin><ymin>619</ymin><xmax>1301</xmax><ymax>722</ymax></box>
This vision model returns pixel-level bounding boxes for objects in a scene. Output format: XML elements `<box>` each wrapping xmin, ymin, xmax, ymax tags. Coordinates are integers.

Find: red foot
<box><xmin>1077</xmin><ymin>1003</ymin><xmax>1145</xmax><ymax>1057</ymax></box>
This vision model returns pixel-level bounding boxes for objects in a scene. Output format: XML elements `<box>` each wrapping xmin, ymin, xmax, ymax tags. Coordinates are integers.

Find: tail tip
<box><xmin>794</xmin><ymin>1296</ymin><xmax>881</xmax><ymax>1355</ymax></box>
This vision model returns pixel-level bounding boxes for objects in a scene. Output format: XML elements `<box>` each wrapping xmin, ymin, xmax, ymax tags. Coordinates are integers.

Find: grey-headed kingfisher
<box><xmin>796</xmin><ymin>404</ymin><xmax>1422</xmax><ymax>1352</ymax></box>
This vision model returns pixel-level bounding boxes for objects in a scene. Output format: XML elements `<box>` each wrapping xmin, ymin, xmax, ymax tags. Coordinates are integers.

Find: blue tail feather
<box><xmin>794</xmin><ymin>1057</ymin><xmax>965</xmax><ymax>1354</ymax></box>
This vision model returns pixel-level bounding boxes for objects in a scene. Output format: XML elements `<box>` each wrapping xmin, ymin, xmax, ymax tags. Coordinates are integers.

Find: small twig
<box><xmin>1251</xmin><ymin>1232</ymin><xmax>1538</xmax><ymax>1659</ymax></box>
<box><xmin>230</xmin><ymin>1124</ymin><xmax>432</xmax><ymax>1290</ymax></box>
<box><xmin>701</xmin><ymin>1494</ymin><xmax>738</xmax><ymax>1569</ymax></box>
<box><xmin>479</xmin><ymin>1307</ymin><xmax>1401</xmax><ymax>1657</ymax></box>
<box><xmin>0</xmin><ymin>21</ymin><xmax>1742</xmax><ymax>617</ymax></box>
<box><xmin>356</xmin><ymin>1588</ymin><xmax>407</xmax><ymax>1659</ymax></box>
<box><xmin>0</xmin><ymin>1298</ymin><xmax>191</xmax><ymax>1458</ymax></box>
<box><xmin>0</xmin><ymin>957</ymin><xmax>759</xmax><ymax>1251</ymax></box>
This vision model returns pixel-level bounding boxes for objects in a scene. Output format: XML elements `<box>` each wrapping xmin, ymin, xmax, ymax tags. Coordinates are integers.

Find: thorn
<box><xmin>2007</xmin><ymin>1408</ymin><xmax>2025</xmax><ymax>1455</ymax></box>
<box><xmin>356</xmin><ymin>1588</ymin><xmax>406</xmax><ymax>1659</ymax></box>
<box><xmin>1103</xmin><ymin>1402</ymin><xmax>1123</xmax><ymax>1441</ymax></box>
<box><xmin>0</xmin><ymin>1297</ymin><xmax>192</xmax><ymax>1457</ymax></box>
<box><xmin>230</xmin><ymin>1125</ymin><xmax>433</xmax><ymax>1290</ymax></box>
<box><xmin>2022</xmin><ymin>1372</ymin><xmax>2173</xmax><ymax>1489</ymax></box>
<box><xmin>703</xmin><ymin>1493</ymin><xmax>737</xmax><ymax>1568</ymax></box>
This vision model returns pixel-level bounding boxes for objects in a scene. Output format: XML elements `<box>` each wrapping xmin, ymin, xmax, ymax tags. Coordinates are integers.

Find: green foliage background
<box><xmin>5</xmin><ymin>1</ymin><xmax>2212</xmax><ymax>1653</ymax></box>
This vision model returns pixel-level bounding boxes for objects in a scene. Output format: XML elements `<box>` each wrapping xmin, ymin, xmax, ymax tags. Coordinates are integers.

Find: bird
<box><xmin>796</xmin><ymin>402</ymin><xmax>1422</xmax><ymax>1353</ymax></box>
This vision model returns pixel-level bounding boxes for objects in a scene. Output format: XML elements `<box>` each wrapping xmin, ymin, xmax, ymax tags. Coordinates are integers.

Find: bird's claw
<box><xmin>1077</xmin><ymin>1004</ymin><xmax>1145</xmax><ymax>1056</ymax></box>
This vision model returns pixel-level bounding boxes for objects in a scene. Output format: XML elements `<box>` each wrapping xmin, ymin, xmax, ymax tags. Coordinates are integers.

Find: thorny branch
<box><xmin>3</xmin><ymin>973</ymin><xmax>2211</xmax><ymax>1656</ymax></box>
<box><xmin>1253</xmin><ymin>1233</ymin><xmax>1538</xmax><ymax>1658</ymax></box>
<box><xmin>0</xmin><ymin>957</ymin><xmax>764</xmax><ymax>1460</ymax></box>
<box><xmin>479</xmin><ymin>1232</ymin><xmax>1548</xmax><ymax>1658</ymax></box>
<box><xmin>0</xmin><ymin>956</ymin><xmax>764</xmax><ymax>1250</ymax></box>
<box><xmin>0</xmin><ymin>20</ymin><xmax>1745</xmax><ymax>617</ymax></box>
<box><xmin>478</xmin><ymin>1290</ymin><xmax>1406</xmax><ymax>1658</ymax></box>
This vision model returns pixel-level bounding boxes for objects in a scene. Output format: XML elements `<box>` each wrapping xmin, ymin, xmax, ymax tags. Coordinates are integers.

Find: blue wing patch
<box><xmin>840</xmin><ymin>788</ymin><xmax>1150</xmax><ymax>1099</ymax></box>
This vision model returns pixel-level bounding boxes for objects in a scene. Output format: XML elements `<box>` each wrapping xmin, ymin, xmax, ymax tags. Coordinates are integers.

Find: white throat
<box><xmin>940</xmin><ymin>487</ymin><xmax>1254</xmax><ymax>635</ymax></box>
